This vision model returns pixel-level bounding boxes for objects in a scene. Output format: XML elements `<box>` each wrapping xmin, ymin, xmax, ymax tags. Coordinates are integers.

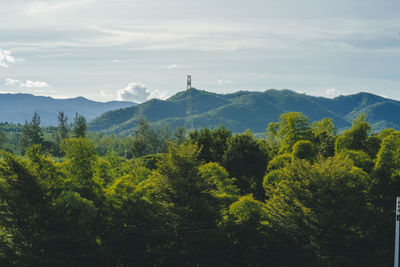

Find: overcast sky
<box><xmin>1</xmin><ymin>0</ymin><xmax>400</xmax><ymax>102</ymax></box>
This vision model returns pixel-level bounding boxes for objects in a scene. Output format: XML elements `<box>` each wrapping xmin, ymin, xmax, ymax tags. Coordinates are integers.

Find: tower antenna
<box><xmin>186</xmin><ymin>75</ymin><xmax>193</xmax><ymax>130</ymax></box>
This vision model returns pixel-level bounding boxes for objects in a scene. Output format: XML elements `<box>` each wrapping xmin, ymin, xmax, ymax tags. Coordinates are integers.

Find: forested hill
<box><xmin>0</xmin><ymin>93</ymin><xmax>136</xmax><ymax>126</ymax></box>
<box><xmin>89</xmin><ymin>89</ymin><xmax>400</xmax><ymax>134</ymax></box>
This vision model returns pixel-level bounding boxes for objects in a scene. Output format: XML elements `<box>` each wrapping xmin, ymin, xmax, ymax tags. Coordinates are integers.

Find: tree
<box><xmin>151</xmin><ymin>143</ymin><xmax>221</xmax><ymax>266</ymax></box>
<box><xmin>335</xmin><ymin>114</ymin><xmax>370</xmax><ymax>153</ymax></box>
<box><xmin>72</xmin><ymin>113</ymin><xmax>87</xmax><ymax>138</ymax></box>
<box><xmin>222</xmin><ymin>130</ymin><xmax>269</xmax><ymax>200</ymax></box>
<box><xmin>312</xmin><ymin>118</ymin><xmax>336</xmax><ymax>158</ymax></box>
<box><xmin>57</xmin><ymin>111</ymin><xmax>69</xmax><ymax>139</ymax></box>
<box><xmin>0</xmin><ymin>129</ymin><xmax>6</xmax><ymax>149</ymax></box>
<box><xmin>19</xmin><ymin>112</ymin><xmax>44</xmax><ymax>153</ymax></box>
<box><xmin>174</xmin><ymin>126</ymin><xmax>187</xmax><ymax>144</ymax></box>
<box><xmin>129</xmin><ymin>118</ymin><xmax>160</xmax><ymax>157</ymax></box>
<box><xmin>264</xmin><ymin>156</ymin><xmax>373</xmax><ymax>266</ymax></box>
<box><xmin>62</xmin><ymin>138</ymin><xmax>102</xmax><ymax>202</ymax></box>
<box><xmin>369</xmin><ymin>131</ymin><xmax>400</xmax><ymax>265</ymax></box>
<box><xmin>312</xmin><ymin>118</ymin><xmax>336</xmax><ymax>136</ymax></box>
<box><xmin>189</xmin><ymin>125</ymin><xmax>232</xmax><ymax>163</ymax></box>
<box><xmin>292</xmin><ymin>140</ymin><xmax>315</xmax><ymax>162</ymax></box>
<box><xmin>277</xmin><ymin>112</ymin><xmax>312</xmax><ymax>153</ymax></box>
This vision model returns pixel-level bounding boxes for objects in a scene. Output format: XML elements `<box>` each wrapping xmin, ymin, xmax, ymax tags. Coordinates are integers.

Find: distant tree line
<box><xmin>0</xmin><ymin>111</ymin><xmax>399</xmax><ymax>266</ymax></box>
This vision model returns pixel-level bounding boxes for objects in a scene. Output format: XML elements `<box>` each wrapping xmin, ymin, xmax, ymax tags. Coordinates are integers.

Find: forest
<box><xmin>0</xmin><ymin>111</ymin><xmax>399</xmax><ymax>266</ymax></box>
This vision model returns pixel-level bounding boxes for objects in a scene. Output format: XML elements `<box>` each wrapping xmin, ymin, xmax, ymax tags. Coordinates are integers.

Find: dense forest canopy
<box><xmin>0</xmin><ymin>111</ymin><xmax>400</xmax><ymax>266</ymax></box>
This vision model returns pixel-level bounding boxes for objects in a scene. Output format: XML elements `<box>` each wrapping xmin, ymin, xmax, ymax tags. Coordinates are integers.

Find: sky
<box><xmin>1</xmin><ymin>0</ymin><xmax>400</xmax><ymax>103</ymax></box>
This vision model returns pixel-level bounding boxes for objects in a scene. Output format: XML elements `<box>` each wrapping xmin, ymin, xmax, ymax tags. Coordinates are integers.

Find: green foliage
<box><xmin>19</xmin><ymin>113</ymin><xmax>44</xmax><ymax>153</ymax></box>
<box><xmin>222</xmin><ymin>130</ymin><xmax>269</xmax><ymax>199</ymax></box>
<box><xmin>292</xmin><ymin>140</ymin><xmax>315</xmax><ymax>162</ymax></box>
<box><xmin>338</xmin><ymin>149</ymin><xmax>374</xmax><ymax>173</ymax></box>
<box><xmin>228</xmin><ymin>195</ymin><xmax>266</xmax><ymax>224</ymax></box>
<box><xmin>189</xmin><ymin>125</ymin><xmax>232</xmax><ymax>163</ymax></box>
<box><xmin>267</xmin><ymin>153</ymin><xmax>292</xmax><ymax>170</ymax></box>
<box><xmin>129</xmin><ymin>118</ymin><xmax>172</xmax><ymax>158</ymax></box>
<box><xmin>198</xmin><ymin>162</ymin><xmax>239</xmax><ymax>200</ymax></box>
<box><xmin>0</xmin><ymin>129</ymin><xmax>6</xmax><ymax>150</ymax></box>
<box><xmin>277</xmin><ymin>112</ymin><xmax>313</xmax><ymax>152</ymax></box>
<box><xmin>335</xmin><ymin>114</ymin><xmax>371</xmax><ymax>153</ymax></box>
<box><xmin>1</xmin><ymin>110</ymin><xmax>400</xmax><ymax>266</ymax></box>
<box><xmin>265</xmin><ymin>156</ymin><xmax>372</xmax><ymax>266</ymax></box>
<box><xmin>312</xmin><ymin>118</ymin><xmax>336</xmax><ymax>136</ymax></box>
<box><xmin>62</xmin><ymin>138</ymin><xmax>102</xmax><ymax>202</ymax></box>
<box><xmin>72</xmin><ymin>113</ymin><xmax>87</xmax><ymax>138</ymax></box>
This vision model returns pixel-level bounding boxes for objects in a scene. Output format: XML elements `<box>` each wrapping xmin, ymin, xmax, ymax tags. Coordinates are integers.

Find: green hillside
<box><xmin>88</xmin><ymin>89</ymin><xmax>400</xmax><ymax>134</ymax></box>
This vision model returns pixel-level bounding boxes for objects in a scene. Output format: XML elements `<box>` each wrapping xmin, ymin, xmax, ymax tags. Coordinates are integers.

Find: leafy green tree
<box><xmin>198</xmin><ymin>162</ymin><xmax>239</xmax><ymax>206</ymax></box>
<box><xmin>277</xmin><ymin>112</ymin><xmax>313</xmax><ymax>153</ymax></box>
<box><xmin>312</xmin><ymin>118</ymin><xmax>336</xmax><ymax>158</ymax></box>
<box><xmin>62</xmin><ymin>138</ymin><xmax>102</xmax><ymax>202</ymax></box>
<box><xmin>265</xmin><ymin>121</ymin><xmax>281</xmax><ymax>151</ymax></box>
<box><xmin>312</xmin><ymin>118</ymin><xmax>336</xmax><ymax>136</ymax></box>
<box><xmin>19</xmin><ymin>112</ymin><xmax>44</xmax><ymax>153</ymax></box>
<box><xmin>369</xmin><ymin>131</ymin><xmax>400</xmax><ymax>265</ymax></box>
<box><xmin>102</xmin><ymin>174</ymin><xmax>167</xmax><ymax>266</ymax></box>
<box><xmin>129</xmin><ymin>118</ymin><xmax>162</xmax><ymax>157</ymax></box>
<box><xmin>338</xmin><ymin>149</ymin><xmax>374</xmax><ymax>173</ymax></box>
<box><xmin>58</xmin><ymin>111</ymin><xmax>69</xmax><ymax>140</ymax></box>
<box><xmin>222</xmin><ymin>195</ymin><xmax>270</xmax><ymax>266</ymax></box>
<box><xmin>335</xmin><ymin>114</ymin><xmax>370</xmax><ymax>153</ymax></box>
<box><xmin>189</xmin><ymin>125</ymin><xmax>232</xmax><ymax>163</ymax></box>
<box><xmin>151</xmin><ymin>143</ymin><xmax>222</xmax><ymax>266</ymax></box>
<box><xmin>72</xmin><ymin>113</ymin><xmax>87</xmax><ymax>138</ymax></box>
<box><xmin>0</xmin><ymin>151</ymin><xmax>48</xmax><ymax>265</ymax></box>
<box><xmin>222</xmin><ymin>130</ymin><xmax>269</xmax><ymax>199</ymax></box>
<box><xmin>174</xmin><ymin>126</ymin><xmax>187</xmax><ymax>144</ymax></box>
<box><xmin>292</xmin><ymin>140</ymin><xmax>315</xmax><ymax>162</ymax></box>
<box><xmin>0</xmin><ymin>129</ymin><xmax>6</xmax><ymax>149</ymax></box>
<box><xmin>264</xmin><ymin>156</ymin><xmax>373</xmax><ymax>266</ymax></box>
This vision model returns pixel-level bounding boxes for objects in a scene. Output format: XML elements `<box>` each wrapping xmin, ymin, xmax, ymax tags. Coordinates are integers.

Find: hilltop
<box><xmin>88</xmin><ymin>89</ymin><xmax>400</xmax><ymax>134</ymax></box>
<box><xmin>0</xmin><ymin>93</ymin><xmax>136</xmax><ymax>126</ymax></box>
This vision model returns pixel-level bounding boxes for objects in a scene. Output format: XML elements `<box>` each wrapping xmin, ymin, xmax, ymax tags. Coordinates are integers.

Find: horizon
<box><xmin>1</xmin><ymin>1</ymin><xmax>399</xmax><ymax>102</ymax></box>
<box><xmin>0</xmin><ymin>87</ymin><xmax>395</xmax><ymax>103</ymax></box>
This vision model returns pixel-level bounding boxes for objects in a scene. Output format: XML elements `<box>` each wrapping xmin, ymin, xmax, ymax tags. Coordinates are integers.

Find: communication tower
<box><xmin>186</xmin><ymin>75</ymin><xmax>193</xmax><ymax>129</ymax></box>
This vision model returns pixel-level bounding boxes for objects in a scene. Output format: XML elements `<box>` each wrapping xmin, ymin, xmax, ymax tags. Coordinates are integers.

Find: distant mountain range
<box><xmin>88</xmin><ymin>89</ymin><xmax>400</xmax><ymax>134</ymax></box>
<box><xmin>0</xmin><ymin>93</ymin><xmax>136</xmax><ymax>126</ymax></box>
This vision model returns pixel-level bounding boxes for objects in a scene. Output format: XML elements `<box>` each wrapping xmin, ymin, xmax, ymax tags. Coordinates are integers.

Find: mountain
<box><xmin>88</xmin><ymin>89</ymin><xmax>400</xmax><ymax>135</ymax></box>
<box><xmin>0</xmin><ymin>93</ymin><xmax>136</xmax><ymax>126</ymax></box>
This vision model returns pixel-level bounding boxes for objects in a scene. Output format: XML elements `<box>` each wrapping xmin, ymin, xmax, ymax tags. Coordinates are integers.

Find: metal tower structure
<box><xmin>186</xmin><ymin>75</ymin><xmax>193</xmax><ymax>129</ymax></box>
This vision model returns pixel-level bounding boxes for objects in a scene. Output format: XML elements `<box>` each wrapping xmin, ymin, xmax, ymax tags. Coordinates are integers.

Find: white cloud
<box><xmin>167</xmin><ymin>64</ymin><xmax>179</xmax><ymax>69</ymax></box>
<box><xmin>117</xmin><ymin>82</ymin><xmax>169</xmax><ymax>103</ymax></box>
<box><xmin>5</xmin><ymin>78</ymin><xmax>50</xmax><ymax>88</ymax></box>
<box><xmin>218</xmin><ymin>79</ymin><xmax>233</xmax><ymax>85</ymax></box>
<box><xmin>325</xmin><ymin>88</ymin><xmax>337</xmax><ymax>95</ymax></box>
<box><xmin>100</xmin><ymin>90</ymin><xmax>107</xmax><ymax>97</ymax></box>
<box><xmin>0</xmin><ymin>49</ymin><xmax>17</xmax><ymax>67</ymax></box>
<box><xmin>325</xmin><ymin>88</ymin><xmax>343</xmax><ymax>98</ymax></box>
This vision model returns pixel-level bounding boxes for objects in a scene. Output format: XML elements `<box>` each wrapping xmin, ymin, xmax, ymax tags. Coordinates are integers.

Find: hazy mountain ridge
<box><xmin>0</xmin><ymin>93</ymin><xmax>136</xmax><ymax>126</ymax></box>
<box><xmin>88</xmin><ymin>89</ymin><xmax>400</xmax><ymax>134</ymax></box>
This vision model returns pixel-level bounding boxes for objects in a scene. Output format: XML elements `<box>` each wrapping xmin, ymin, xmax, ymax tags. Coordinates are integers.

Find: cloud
<box><xmin>167</xmin><ymin>64</ymin><xmax>179</xmax><ymax>69</ymax></box>
<box><xmin>100</xmin><ymin>90</ymin><xmax>107</xmax><ymax>97</ymax></box>
<box><xmin>218</xmin><ymin>79</ymin><xmax>233</xmax><ymax>85</ymax></box>
<box><xmin>5</xmin><ymin>78</ymin><xmax>50</xmax><ymax>88</ymax></box>
<box><xmin>325</xmin><ymin>88</ymin><xmax>338</xmax><ymax>95</ymax></box>
<box><xmin>0</xmin><ymin>49</ymin><xmax>17</xmax><ymax>67</ymax></box>
<box><xmin>325</xmin><ymin>88</ymin><xmax>343</xmax><ymax>98</ymax></box>
<box><xmin>117</xmin><ymin>82</ymin><xmax>169</xmax><ymax>103</ymax></box>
